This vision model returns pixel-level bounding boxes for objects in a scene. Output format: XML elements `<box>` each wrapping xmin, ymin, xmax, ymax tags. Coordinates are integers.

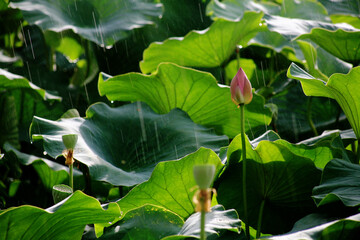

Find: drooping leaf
<box><xmin>276</xmin><ymin>130</ymin><xmax>352</xmax><ymax>169</ymax></box>
<box><xmin>206</xmin><ymin>0</ymin><xmax>280</xmax><ymax>20</ymax></box>
<box><xmin>163</xmin><ymin>205</ymin><xmax>241</xmax><ymax>240</ymax></box>
<box><xmin>0</xmin><ymin>68</ymin><xmax>61</xmax><ymax>101</ymax></box>
<box><xmin>249</xmin><ymin>29</ymin><xmax>304</xmax><ymax>63</ymax></box>
<box><xmin>265</xmin><ymin>15</ymin><xmax>355</xmax><ymax>40</ymax></box>
<box><xmin>217</xmin><ymin>134</ymin><xmax>321</xmax><ymax>234</ymax></box>
<box><xmin>117</xmin><ymin>148</ymin><xmax>224</xmax><ymax>219</ymax></box>
<box><xmin>99</xmin><ymin>63</ymin><xmax>272</xmax><ymax>138</ymax></box>
<box><xmin>297</xmin><ymin>28</ymin><xmax>360</xmax><ymax>65</ymax></box>
<box><xmin>98</xmin><ymin>205</ymin><xmax>241</xmax><ymax>240</ymax></box>
<box><xmin>296</xmin><ymin>40</ymin><xmax>352</xmax><ymax>80</ymax></box>
<box><xmin>0</xmin><ymin>191</ymin><xmax>121</xmax><ymax>240</ymax></box>
<box><xmin>330</xmin><ymin>14</ymin><xmax>360</xmax><ymax>29</ymax></box>
<box><xmin>313</xmin><ymin>159</ymin><xmax>360</xmax><ymax>207</ymax></box>
<box><xmin>99</xmin><ymin>205</ymin><xmax>184</xmax><ymax>240</ymax></box>
<box><xmin>3</xmin><ymin>142</ymin><xmax>83</xmax><ymax>190</ymax></box>
<box><xmin>279</xmin><ymin>0</ymin><xmax>329</xmax><ymax>21</ymax></box>
<box><xmin>30</xmin><ymin>102</ymin><xmax>228</xmax><ymax>187</ymax></box>
<box><xmin>140</xmin><ymin>12</ymin><xmax>264</xmax><ymax>74</ymax></box>
<box><xmin>93</xmin><ymin>0</ymin><xmax>212</xmax><ymax>75</ymax></box>
<box><xmin>173</xmin><ymin>205</ymin><xmax>241</xmax><ymax>238</ymax></box>
<box><xmin>318</xmin><ymin>0</ymin><xmax>360</xmax><ymax>17</ymax></box>
<box><xmin>263</xmin><ymin>213</ymin><xmax>360</xmax><ymax>240</ymax></box>
<box><xmin>287</xmin><ymin>63</ymin><xmax>360</xmax><ymax>139</ymax></box>
<box><xmin>10</xmin><ymin>0</ymin><xmax>163</xmax><ymax>47</ymax></box>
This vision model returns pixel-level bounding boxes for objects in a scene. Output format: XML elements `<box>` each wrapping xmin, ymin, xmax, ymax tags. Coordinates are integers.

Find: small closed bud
<box><xmin>230</xmin><ymin>68</ymin><xmax>253</xmax><ymax>105</ymax></box>
<box><xmin>62</xmin><ymin>134</ymin><xmax>78</xmax><ymax>150</ymax></box>
<box><xmin>193</xmin><ymin>164</ymin><xmax>216</xmax><ymax>190</ymax></box>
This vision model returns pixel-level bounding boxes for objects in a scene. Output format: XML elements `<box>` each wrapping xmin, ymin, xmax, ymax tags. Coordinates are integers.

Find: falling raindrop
<box><xmin>26</xmin><ymin>61</ymin><xmax>32</xmax><ymax>82</ymax></box>
<box><xmin>137</xmin><ymin>102</ymin><xmax>147</xmax><ymax>142</ymax></box>
<box><xmin>198</xmin><ymin>3</ymin><xmax>204</xmax><ymax>23</ymax></box>
<box><xmin>68</xmin><ymin>92</ymin><xmax>74</xmax><ymax>108</ymax></box>
<box><xmin>27</xmin><ymin>30</ymin><xmax>35</xmax><ymax>59</ymax></box>
<box><xmin>84</xmin><ymin>83</ymin><xmax>90</xmax><ymax>104</ymax></box>
<box><xmin>174</xmin><ymin>145</ymin><xmax>178</xmax><ymax>159</ymax></box>
<box><xmin>154</xmin><ymin>122</ymin><xmax>160</xmax><ymax>151</ymax></box>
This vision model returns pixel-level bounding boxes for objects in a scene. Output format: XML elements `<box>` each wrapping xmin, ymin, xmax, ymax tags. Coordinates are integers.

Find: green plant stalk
<box><xmin>200</xmin><ymin>209</ymin><xmax>206</xmax><ymax>240</ymax></box>
<box><xmin>69</xmin><ymin>163</ymin><xmax>74</xmax><ymax>190</ymax></box>
<box><xmin>256</xmin><ymin>199</ymin><xmax>266</xmax><ymax>238</ymax></box>
<box><xmin>240</xmin><ymin>103</ymin><xmax>250</xmax><ymax>240</ymax></box>
<box><xmin>236</xmin><ymin>47</ymin><xmax>240</xmax><ymax>70</ymax></box>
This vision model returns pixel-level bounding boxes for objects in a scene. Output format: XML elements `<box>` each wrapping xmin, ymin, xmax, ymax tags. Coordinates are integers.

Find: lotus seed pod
<box><xmin>52</xmin><ymin>184</ymin><xmax>73</xmax><ymax>204</ymax></box>
<box><xmin>193</xmin><ymin>164</ymin><xmax>216</xmax><ymax>190</ymax></box>
<box><xmin>62</xmin><ymin>134</ymin><xmax>78</xmax><ymax>150</ymax></box>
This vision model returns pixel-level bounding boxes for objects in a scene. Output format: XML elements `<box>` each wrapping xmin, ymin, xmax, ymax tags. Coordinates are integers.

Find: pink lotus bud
<box><xmin>230</xmin><ymin>68</ymin><xmax>253</xmax><ymax>105</ymax></box>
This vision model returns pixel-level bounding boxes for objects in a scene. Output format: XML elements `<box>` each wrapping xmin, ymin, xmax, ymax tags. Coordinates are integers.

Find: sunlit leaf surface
<box><xmin>0</xmin><ymin>191</ymin><xmax>120</xmax><ymax>240</ymax></box>
<box><xmin>117</xmin><ymin>148</ymin><xmax>223</xmax><ymax>219</ymax></box>
<box><xmin>99</xmin><ymin>63</ymin><xmax>272</xmax><ymax>138</ymax></box>
<box><xmin>140</xmin><ymin>12</ymin><xmax>263</xmax><ymax>73</ymax></box>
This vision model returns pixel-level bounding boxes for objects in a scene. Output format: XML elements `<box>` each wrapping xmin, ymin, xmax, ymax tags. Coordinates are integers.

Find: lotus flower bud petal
<box><xmin>193</xmin><ymin>164</ymin><xmax>216</xmax><ymax>190</ymax></box>
<box><xmin>62</xmin><ymin>134</ymin><xmax>78</xmax><ymax>150</ymax></box>
<box><xmin>230</xmin><ymin>68</ymin><xmax>253</xmax><ymax>105</ymax></box>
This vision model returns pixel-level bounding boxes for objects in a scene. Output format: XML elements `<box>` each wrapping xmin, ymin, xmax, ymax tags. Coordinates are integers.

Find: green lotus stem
<box><xmin>256</xmin><ymin>199</ymin><xmax>266</xmax><ymax>239</ymax></box>
<box><xmin>69</xmin><ymin>163</ymin><xmax>74</xmax><ymax>190</ymax></box>
<box><xmin>200</xmin><ymin>209</ymin><xmax>206</xmax><ymax>240</ymax></box>
<box><xmin>307</xmin><ymin>97</ymin><xmax>318</xmax><ymax>136</ymax></box>
<box><xmin>240</xmin><ymin>103</ymin><xmax>250</xmax><ymax>240</ymax></box>
<box><xmin>236</xmin><ymin>47</ymin><xmax>240</xmax><ymax>70</ymax></box>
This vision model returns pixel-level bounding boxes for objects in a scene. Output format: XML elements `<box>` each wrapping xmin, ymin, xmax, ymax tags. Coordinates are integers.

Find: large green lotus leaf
<box><xmin>265</xmin><ymin>15</ymin><xmax>355</xmax><ymax>40</ymax></box>
<box><xmin>0</xmin><ymin>68</ymin><xmax>61</xmax><ymax>101</ymax></box>
<box><xmin>99</xmin><ymin>63</ymin><xmax>272</xmax><ymax>138</ymax></box>
<box><xmin>10</xmin><ymin>0</ymin><xmax>162</xmax><ymax>47</ymax></box>
<box><xmin>169</xmin><ymin>205</ymin><xmax>241</xmax><ymax>239</ymax></box>
<box><xmin>297</xmin><ymin>28</ymin><xmax>360</xmax><ymax>65</ymax></box>
<box><xmin>99</xmin><ymin>205</ymin><xmax>183</xmax><ymax>239</ymax></box>
<box><xmin>312</xmin><ymin>159</ymin><xmax>360</xmax><ymax>207</ymax></box>
<box><xmin>117</xmin><ymin>148</ymin><xmax>223</xmax><ymax>219</ymax></box>
<box><xmin>218</xmin><ymin>135</ymin><xmax>321</xmax><ymax>234</ymax></box>
<box><xmin>263</xmin><ymin>213</ymin><xmax>360</xmax><ymax>240</ymax></box>
<box><xmin>3</xmin><ymin>142</ymin><xmax>84</xmax><ymax>190</ymax></box>
<box><xmin>30</xmin><ymin>102</ymin><xmax>228</xmax><ymax>187</ymax></box>
<box><xmin>97</xmin><ymin>205</ymin><xmax>240</xmax><ymax>240</ymax></box>
<box><xmin>276</xmin><ymin>130</ymin><xmax>352</xmax><ymax>169</ymax></box>
<box><xmin>249</xmin><ymin>29</ymin><xmax>304</xmax><ymax>63</ymax></box>
<box><xmin>287</xmin><ymin>63</ymin><xmax>360</xmax><ymax>139</ymax></box>
<box><xmin>207</xmin><ymin>0</ymin><xmax>327</xmax><ymax>21</ymax></box>
<box><xmin>0</xmin><ymin>191</ymin><xmax>120</xmax><ymax>240</ymax></box>
<box><xmin>279</xmin><ymin>0</ymin><xmax>329</xmax><ymax>21</ymax></box>
<box><xmin>0</xmin><ymin>68</ymin><xmax>64</xmax><ymax>143</ymax></box>
<box><xmin>206</xmin><ymin>0</ymin><xmax>280</xmax><ymax>20</ymax></box>
<box><xmin>140</xmin><ymin>12</ymin><xmax>264</xmax><ymax>74</ymax></box>
<box><xmin>319</xmin><ymin>0</ymin><xmax>360</xmax><ymax>16</ymax></box>
<box><xmin>331</xmin><ymin>14</ymin><xmax>360</xmax><ymax>29</ymax></box>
